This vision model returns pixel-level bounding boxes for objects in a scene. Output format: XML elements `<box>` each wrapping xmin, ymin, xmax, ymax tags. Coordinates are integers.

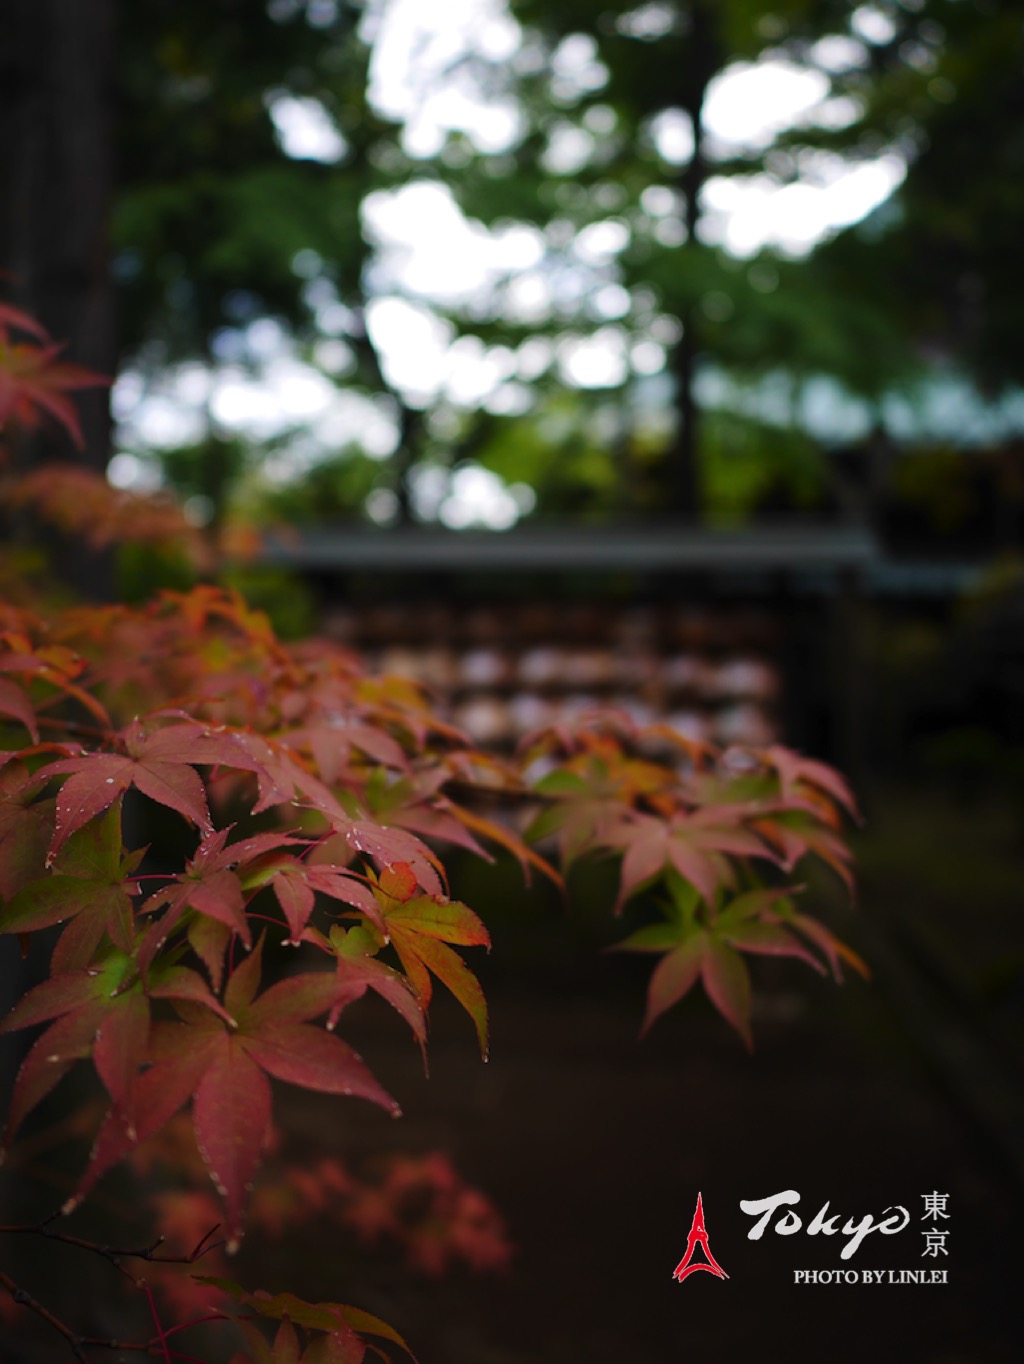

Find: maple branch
<box><xmin>34</xmin><ymin>714</ymin><xmax>112</xmax><ymax>741</ymax></box>
<box><xmin>157</xmin><ymin>1309</ymin><xmax>231</xmax><ymax>1340</ymax></box>
<box><xmin>0</xmin><ymin>1223</ymin><xmax>229</xmax><ymax>1360</ymax></box>
<box><xmin>245</xmin><ymin>910</ymin><xmax>291</xmax><ymax>933</ymax></box>
<box><xmin>0</xmin><ymin>1270</ymin><xmax>211</xmax><ymax>1360</ymax></box>
<box><xmin>0</xmin><ymin>1267</ymin><xmax>90</xmax><ymax>1361</ymax></box>
<box><xmin>144</xmin><ymin>1282</ymin><xmax>175</xmax><ymax>1364</ymax></box>
<box><xmin>0</xmin><ymin>1212</ymin><xmax>225</xmax><ymax>1268</ymax></box>
<box><xmin>439</xmin><ymin>778</ymin><xmax>534</xmax><ymax>803</ymax></box>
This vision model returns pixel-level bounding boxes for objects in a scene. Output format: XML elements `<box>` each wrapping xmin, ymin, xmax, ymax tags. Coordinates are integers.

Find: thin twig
<box><xmin>143</xmin><ymin>1282</ymin><xmax>175</xmax><ymax>1364</ymax></box>
<box><xmin>0</xmin><ymin>1235</ymin><xmax>229</xmax><ymax>1358</ymax></box>
<box><xmin>1</xmin><ymin>1215</ymin><xmax>223</xmax><ymax>1266</ymax></box>
<box><xmin>0</xmin><ymin>1268</ymin><xmax>88</xmax><ymax>1361</ymax></box>
<box><xmin>33</xmin><ymin>714</ymin><xmax>111</xmax><ymax>741</ymax></box>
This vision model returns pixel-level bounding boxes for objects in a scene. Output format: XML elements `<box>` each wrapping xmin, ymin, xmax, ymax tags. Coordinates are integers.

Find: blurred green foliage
<box><xmin>107</xmin><ymin>0</ymin><xmax>1024</xmax><ymax>527</ymax></box>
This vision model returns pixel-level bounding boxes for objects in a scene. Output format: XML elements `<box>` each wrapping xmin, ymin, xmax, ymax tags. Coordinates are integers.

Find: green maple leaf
<box><xmin>0</xmin><ymin>803</ymin><xmax>142</xmax><ymax>967</ymax></box>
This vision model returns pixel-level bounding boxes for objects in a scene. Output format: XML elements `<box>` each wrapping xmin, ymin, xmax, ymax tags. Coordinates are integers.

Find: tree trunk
<box><xmin>669</xmin><ymin>2</ymin><xmax>719</xmax><ymax>522</ymax></box>
<box><xmin>0</xmin><ymin>0</ymin><xmax>115</xmax><ymax>474</ymax></box>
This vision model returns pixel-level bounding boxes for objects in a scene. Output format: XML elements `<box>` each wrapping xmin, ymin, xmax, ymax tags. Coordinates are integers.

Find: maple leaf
<box><xmin>601</xmin><ymin>806</ymin><xmax>773</xmax><ymax>913</ymax></box>
<box><xmin>285</xmin><ymin>717</ymin><xmax>409</xmax><ymax>786</ymax></box>
<box><xmin>189</xmin><ymin>913</ymin><xmax>234</xmax><ymax>992</ymax></box>
<box><xmin>753</xmin><ymin>809</ymin><xmax>856</xmax><ymax>894</ymax></box>
<box><xmin>700</xmin><ymin>937</ymin><xmax>753</xmax><ymax>1049</ymax></box>
<box><xmin>147</xmin><ymin>962</ymin><xmax>239</xmax><ymax>1027</ymax></box>
<box><xmin>0</xmin><ymin>677</ymin><xmax>39</xmax><ymax>742</ymax></box>
<box><xmin>192</xmin><ymin>1030</ymin><xmax>273</xmax><ymax>1248</ymax></box>
<box><xmin>6</xmin><ymin>959</ymin><xmax>232</xmax><ymax>1198</ymax></box>
<box><xmin>0</xmin><ymin>804</ymin><xmax>140</xmax><ymax>966</ymax></box>
<box><xmin>232</xmin><ymin>1317</ymin><xmax>305</xmax><ymax>1364</ymax></box>
<box><xmin>0</xmin><ymin>955</ymin><xmax>133</xmax><ymax>1037</ymax></box>
<box><xmin>0</xmin><ymin>331</ymin><xmax>107</xmax><ymax>447</ymax></box>
<box><xmin>221</xmin><ymin>731</ymin><xmax>332</xmax><ymax>818</ymax></box>
<box><xmin>611</xmin><ymin>880</ymin><xmax>827</xmax><ymax>1047</ymax></box>
<box><xmin>614</xmin><ymin>926</ymin><xmax>752</xmax><ymax>1045</ymax></box>
<box><xmin>524</xmin><ymin>774</ymin><xmax>623</xmax><ymax>867</ymax></box>
<box><xmin>72</xmin><ymin>1020</ymin><xmax>226</xmax><ymax>1211</ymax></box>
<box><xmin>0</xmin><ymin>301</ymin><xmax>50</xmax><ymax>342</ymax></box>
<box><xmin>0</xmin><ymin>758</ymin><xmax>54</xmax><ymax>900</ymax></box>
<box><xmin>779</xmin><ymin>910</ymin><xmax>870</xmax><ymax>983</ymax></box>
<box><xmin>360</xmin><ymin>769</ymin><xmax>491</xmax><ymax>861</ymax></box>
<box><xmin>243</xmin><ymin>853</ymin><xmax>388</xmax><ymax>945</ymax></box>
<box><xmin>11</xmin><ymin>465</ymin><xmax>199</xmax><ymax>557</ymax></box>
<box><xmin>711</xmin><ymin>886</ymin><xmax>826</xmax><ymax>973</ymax></box>
<box><xmin>217</xmin><ymin>734</ymin><xmax>434</xmax><ymax>893</ymax></box>
<box><xmin>135</xmin><ymin>827</ymin><xmax>286</xmax><ymax>971</ymax></box>
<box><xmin>204</xmin><ymin>1281</ymin><xmax>415</xmax><ymax>1363</ymax></box>
<box><xmin>325</xmin><ymin>929</ymin><xmax>426</xmax><ymax>1048</ymax></box>
<box><xmin>0</xmin><ymin>636</ymin><xmax>110</xmax><ymax>727</ymax></box>
<box><xmin>76</xmin><ymin>944</ymin><xmax>400</xmax><ymax>1242</ymax></box>
<box><xmin>77</xmin><ymin>1037</ymin><xmax>396</xmax><ymax>1243</ymax></box>
<box><xmin>763</xmin><ymin>744</ymin><xmax>861</xmax><ymax>821</ymax></box>
<box><xmin>448</xmin><ymin>800</ymin><xmax>562</xmax><ymax>888</ymax></box>
<box><xmin>137</xmin><ymin>827</ymin><xmax>308</xmax><ymax>976</ymax></box>
<box><xmin>370</xmin><ymin>864</ymin><xmax>490</xmax><ymax>1058</ymax></box>
<box><xmin>93</xmin><ymin>988</ymin><xmax>151</xmax><ymax>1127</ymax></box>
<box><xmin>357</xmin><ymin>766</ymin><xmax>560</xmax><ymax>890</ymax></box>
<box><xmin>525</xmin><ymin>740</ymin><xmax>676</xmax><ymax>868</ymax></box>
<box><xmin>139</xmin><ymin>863</ymin><xmax>246</xmax><ymax>974</ymax></box>
<box><xmin>344</xmin><ymin>821</ymin><xmax>446</xmax><ymax>899</ymax></box>
<box><xmin>36</xmin><ymin>716</ymin><xmax>287</xmax><ymax>865</ymax></box>
<box><xmin>2</xmin><ymin>1006</ymin><xmax>105</xmax><ymax>1151</ymax></box>
<box><xmin>0</xmin><ymin>951</ymin><xmax>143</xmax><ymax>1146</ymax></box>
<box><xmin>37</xmin><ymin>719</ymin><xmax>236</xmax><ymax>862</ymax></box>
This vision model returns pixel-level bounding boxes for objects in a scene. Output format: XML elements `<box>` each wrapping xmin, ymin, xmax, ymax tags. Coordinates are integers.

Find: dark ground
<box><xmin>1</xmin><ymin>787</ymin><xmax>1020</xmax><ymax>1363</ymax></box>
<box><xmin>271</xmin><ymin>991</ymin><xmax>1015</xmax><ymax>1364</ymax></box>
<box><xmin>256</xmin><ymin>787</ymin><xmax>1023</xmax><ymax>1364</ymax></box>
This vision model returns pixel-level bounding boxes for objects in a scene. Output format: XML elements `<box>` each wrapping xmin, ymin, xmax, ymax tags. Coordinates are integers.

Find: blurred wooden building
<box><xmin>261</xmin><ymin>523</ymin><xmax>894</xmax><ymax>769</ymax></box>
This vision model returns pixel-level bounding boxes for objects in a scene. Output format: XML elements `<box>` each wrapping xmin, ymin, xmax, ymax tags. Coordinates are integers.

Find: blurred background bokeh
<box><xmin>2</xmin><ymin>1</ymin><xmax>1022</xmax><ymax>1360</ymax></box>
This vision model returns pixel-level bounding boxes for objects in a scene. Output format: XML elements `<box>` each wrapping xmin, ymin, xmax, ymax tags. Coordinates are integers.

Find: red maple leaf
<box><xmin>0</xmin><ymin>325</ymin><xmax>108</xmax><ymax>448</ymax></box>
<box><xmin>136</xmin><ymin>827</ymin><xmax>305</xmax><ymax>975</ymax></box>
<box><xmin>285</xmin><ymin>717</ymin><xmax>409</xmax><ymax>786</ymax></box>
<box><xmin>245</xmin><ymin>853</ymin><xmax>389</xmax><ymax>945</ymax></box>
<box><xmin>0</xmin><ymin>952</ymin><xmax>147</xmax><ymax>1144</ymax></box>
<box><xmin>75</xmin><ymin>942</ymin><xmax>398</xmax><ymax>1244</ymax></box>
<box><xmin>37</xmin><ymin>717</ymin><xmax>275</xmax><ymax>862</ymax></box>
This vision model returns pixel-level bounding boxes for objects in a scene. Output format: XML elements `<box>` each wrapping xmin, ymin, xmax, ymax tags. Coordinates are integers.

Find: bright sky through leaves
<box><xmin>111</xmin><ymin>0</ymin><xmax>908</xmax><ymax>529</ymax></box>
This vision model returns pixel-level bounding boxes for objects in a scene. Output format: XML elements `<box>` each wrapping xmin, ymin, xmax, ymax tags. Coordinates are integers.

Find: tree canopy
<box><xmin>4</xmin><ymin>0</ymin><xmax>1021</xmax><ymax>526</ymax></box>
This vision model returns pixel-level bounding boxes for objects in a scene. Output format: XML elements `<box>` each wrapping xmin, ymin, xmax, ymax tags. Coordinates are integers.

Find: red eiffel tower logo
<box><xmin>672</xmin><ymin>1192</ymin><xmax>729</xmax><ymax>1283</ymax></box>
